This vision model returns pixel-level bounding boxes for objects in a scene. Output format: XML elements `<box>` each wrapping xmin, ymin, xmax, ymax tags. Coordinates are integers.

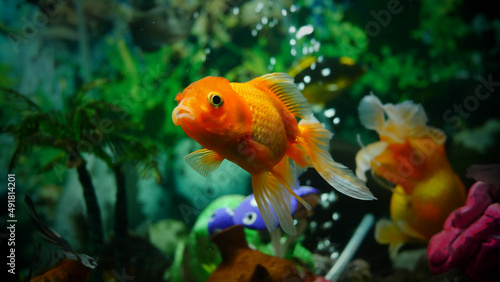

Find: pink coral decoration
<box><xmin>427</xmin><ymin>181</ymin><xmax>500</xmax><ymax>281</ymax></box>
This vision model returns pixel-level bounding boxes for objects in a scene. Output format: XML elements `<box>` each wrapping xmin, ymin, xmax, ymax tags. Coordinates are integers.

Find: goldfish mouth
<box><xmin>172</xmin><ymin>105</ymin><xmax>195</xmax><ymax>125</ymax></box>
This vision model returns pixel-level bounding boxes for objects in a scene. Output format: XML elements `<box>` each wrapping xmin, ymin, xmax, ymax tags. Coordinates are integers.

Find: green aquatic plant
<box><xmin>346</xmin><ymin>0</ymin><xmax>495</xmax><ymax>103</ymax></box>
<box><xmin>454</xmin><ymin>119</ymin><xmax>500</xmax><ymax>154</ymax></box>
<box><xmin>99</xmin><ymin>38</ymin><xmax>204</xmax><ymax>143</ymax></box>
<box><xmin>412</xmin><ymin>0</ymin><xmax>469</xmax><ymax>59</ymax></box>
<box><xmin>0</xmin><ymin>63</ymin><xmax>16</xmax><ymax>88</ymax></box>
<box><xmin>0</xmin><ymin>83</ymin><xmax>161</xmax><ymax>279</ymax></box>
<box><xmin>317</xmin><ymin>8</ymin><xmax>368</xmax><ymax>60</ymax></box>
<box><xmin>351</xmin><ymin>46</ymin><xmax>429</xmax><ymax>101</ymax></box>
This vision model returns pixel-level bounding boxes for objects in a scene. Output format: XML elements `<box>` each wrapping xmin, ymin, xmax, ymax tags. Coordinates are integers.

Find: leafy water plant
<box><xmin>0</xmin><ymin>83</ymin><xmax>161</xmax><ymax>279</ymax></box>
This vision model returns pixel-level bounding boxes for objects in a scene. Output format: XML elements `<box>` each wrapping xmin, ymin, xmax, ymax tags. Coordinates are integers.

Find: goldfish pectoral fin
<box><xmin>250</xmin><ymin>73</ymin><xmax>312</xmax><ymax>119</ymax></box>
<box><xmin>298</xmin><ymin>118</ymin><xmax>376</xmax><ymax>200</ymax></box>
<box><xmin>184</xmin><ymin>149</ymin><xmax>223</xmax><ymax>177</ymax></box>
<box><xmin>271</xmin><ymin>156</ymin><xmax>311</xmax><ymax>211</ymax></box>
<box><xmin>375</xmin><ymin>218</ymin><xmax>410</xmax><ymax>244</ymax></box>
<box><xmin>253</xmin><ymin>172</ymin><xmax>297</xmax><ymax>236</ymax></box>
<box><xmin>375</xmin><ymin>219</ymin><xmax>409</xmax><ymax>258</ymax></box>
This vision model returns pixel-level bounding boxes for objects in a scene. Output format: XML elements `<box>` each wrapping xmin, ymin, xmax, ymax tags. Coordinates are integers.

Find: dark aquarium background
<box><xmin>0</xmin><ymin>0</ymin><xmax>499</xmax><ymax>281</ymax></box>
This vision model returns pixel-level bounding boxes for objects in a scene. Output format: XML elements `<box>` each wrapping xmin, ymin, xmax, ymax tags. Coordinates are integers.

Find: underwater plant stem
<box><xmin>282</xmin><ymin>219</ymin><xmax>308</xmax><ymax>255</ymax></box>
<box><xmin>76</xmin><ymin>161</ymin><xmax>104</xmax><ymax>281</ymax></box>
<box><xmin>325</xmin><ymin>213</ymin><xmax>375</xmax><ymax>281</ymax></box>
<box><xmin>113</xmin><ymin>164</ymin><xmax>129</xmax><ymax>272</ymax></box>
<box><xmin>271</xmin><ymin>229</ymin><xmax>283</xmax><ymax>258</ymax></box>
<box><xmin>223</xmin><ymin>41</ymin><xmax>247</xmax><ymax>57</ymax></box>
<box><xmin>117</xmin><ymin>39</ymin><xmax>139</xmax><ymax>82</ymax></box>
<box><xmin>76</xmin><ymin>162</ymin><xmax>104</xmax><ymax>253</ymax></box>
<box><xmin>75</xmin><ymin>0</ymin><xmax>91</xmax><ymax>83</ymax></box>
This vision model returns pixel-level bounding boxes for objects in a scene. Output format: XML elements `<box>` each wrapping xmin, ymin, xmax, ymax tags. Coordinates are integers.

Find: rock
<box><xmin>208</xmin><ymin>225</ymin><xmax>302</xmax><ymax>282</ymax></box>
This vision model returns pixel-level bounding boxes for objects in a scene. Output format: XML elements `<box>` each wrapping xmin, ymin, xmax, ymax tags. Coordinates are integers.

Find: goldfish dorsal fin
<box><xmin>185</xmin><ymin>149</ymin><xmax>224</xmax><ymax>177</ymax></box>
<box><xmin>251</xmin><ymin>73</ymin><xmax>312</xmax><ymax>119</ymax></box>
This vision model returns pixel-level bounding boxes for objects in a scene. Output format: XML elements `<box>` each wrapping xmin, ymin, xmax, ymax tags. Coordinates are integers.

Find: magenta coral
<box><xmin>427</xmin><ymin>181</ymin><xmax>500</xmax><ymax>281</ymax></box>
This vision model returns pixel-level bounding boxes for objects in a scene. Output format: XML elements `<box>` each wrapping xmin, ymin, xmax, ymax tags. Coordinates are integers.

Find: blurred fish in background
<box><xmin>355</xmin><ymin>94</ymin><xmax>467</xmax><ymax>256</ymax></box>
<box><xmin>290</xmin><ymin>56</ymin><xmax>366</xmax><ymax>109</ymax></box>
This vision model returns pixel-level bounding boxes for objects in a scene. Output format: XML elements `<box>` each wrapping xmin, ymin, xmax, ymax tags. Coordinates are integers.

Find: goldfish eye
<box><xmin>208</xmin><ymin>92</ymin><xmax>223</xmax><ymax>108</ymax></box>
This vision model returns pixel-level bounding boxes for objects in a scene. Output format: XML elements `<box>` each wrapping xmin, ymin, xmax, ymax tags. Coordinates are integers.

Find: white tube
<box><xmin>325</xmin><ymin>213</ymin><xmax>375</xmax><ymax>281</ymax></box>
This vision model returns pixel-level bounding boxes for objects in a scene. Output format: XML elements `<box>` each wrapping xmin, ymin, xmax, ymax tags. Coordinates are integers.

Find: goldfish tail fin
<box><xmin>298</xmin><ymin>116</ymin><xmax>376</xmax><ymax>200</ymax></box>
<box><xmin>252</xmin><ymin>171</ymin><xmax>297</xmax><ymax>236</ymax></box>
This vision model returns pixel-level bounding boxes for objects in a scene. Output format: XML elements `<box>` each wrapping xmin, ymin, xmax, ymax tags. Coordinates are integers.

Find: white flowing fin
<box><xmin>355</xmin><ymin>140</ymin><xmax>388</xmax><ymax>182</ymax></box>
<box><xmin>383</xmin><ymin>100</ymin><xmax>427</xmax><ymax>127</ymax></box>
<box><xmin>298</xmin><ymin>117</ymin><xmax>376</xmax><ymax>200</ymax></box>
<box><xmin>252</xmin><ymin>171</ymin><xmax>297</xmax><ymax>236</ymax></box>
<box><xmin>358</xmin><ymin>93</ymin><xmax>385</xmax><ymax>131</ymax></box>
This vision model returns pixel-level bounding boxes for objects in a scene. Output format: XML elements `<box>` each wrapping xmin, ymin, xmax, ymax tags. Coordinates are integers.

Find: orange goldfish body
<box><xmin>173</xmin><ymin>73</ymin><xmax>375</xmax><ymax>235</ymax></box>
<box><xmin>355</xmin><ymin>94</ymin><xmax>466</xmax><ymax>254</ymax></box>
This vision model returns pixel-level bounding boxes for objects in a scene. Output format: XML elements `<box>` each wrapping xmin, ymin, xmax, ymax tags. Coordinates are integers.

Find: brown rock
<box><xmin>208</xmin><ymin>225</ymin><xmax>302</xmax><ymax>282</ymax></box>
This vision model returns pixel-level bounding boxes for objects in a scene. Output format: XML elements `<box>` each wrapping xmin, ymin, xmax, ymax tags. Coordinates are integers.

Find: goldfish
<box><xmin>173</xmin><ymin>73</ymin><xmax>375</xmax><ymax>235</ymax></box>
<box><xmin>355</xmin><ymin>94</ymin><xmax>467</xmax><ymax>255</ymax></box>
